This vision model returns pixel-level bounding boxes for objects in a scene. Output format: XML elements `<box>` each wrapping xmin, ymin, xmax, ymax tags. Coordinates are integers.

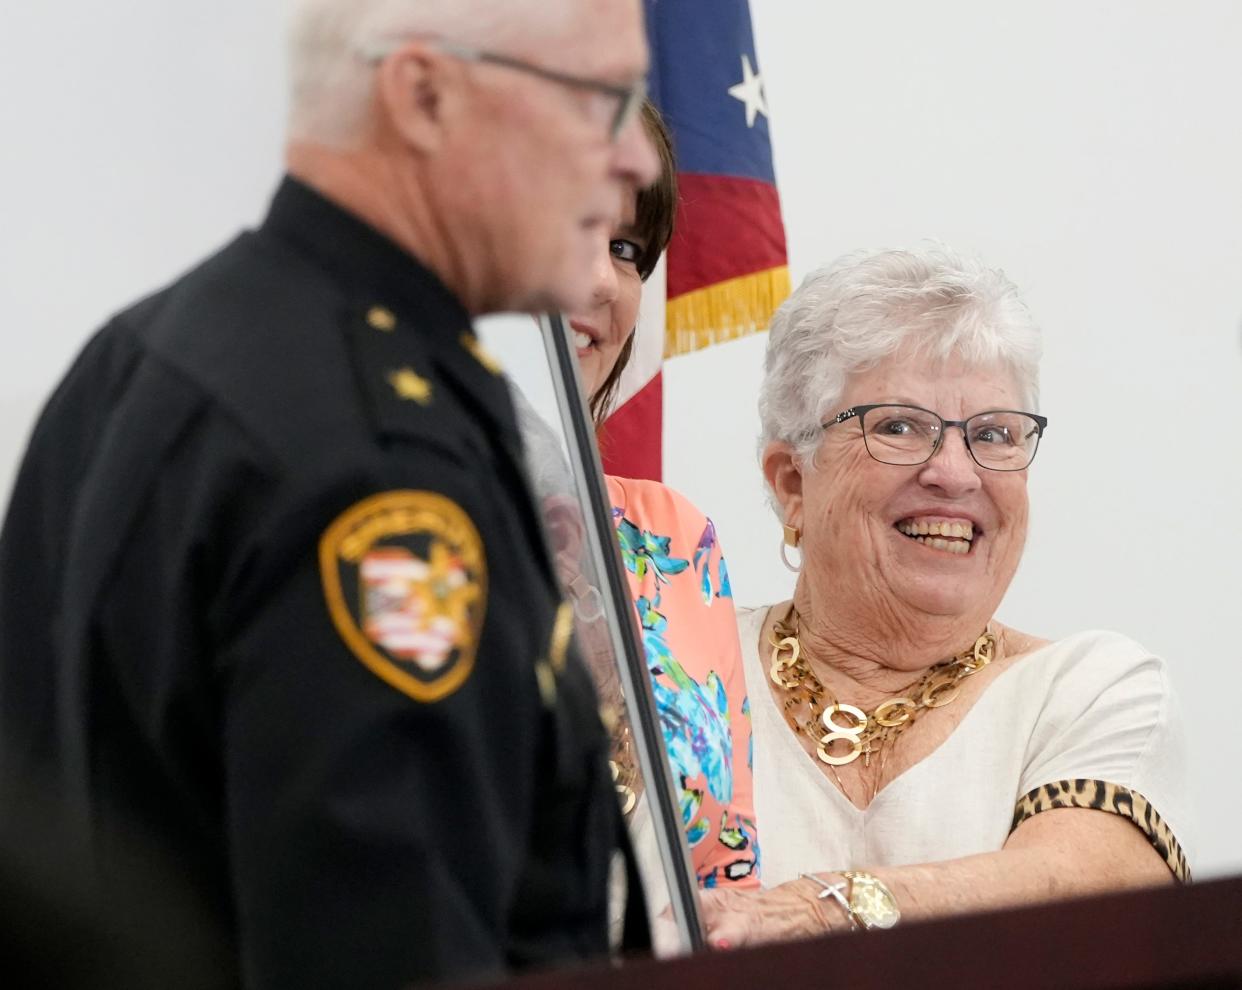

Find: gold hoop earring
<box><xmin>780</xmin><ymin>525</ymin><xmax>801</xmax><ymax>573</ymax></box>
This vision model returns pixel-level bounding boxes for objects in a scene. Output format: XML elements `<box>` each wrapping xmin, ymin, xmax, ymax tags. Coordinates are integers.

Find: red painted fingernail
<box><xmin>715</xmin><ymin>939</ymin><xmax>731</xmax><ymax>950</ymax></box>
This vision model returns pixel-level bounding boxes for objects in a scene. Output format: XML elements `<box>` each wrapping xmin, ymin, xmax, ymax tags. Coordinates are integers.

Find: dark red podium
<box><xmin>471</xmin><ymin>877</ymin><xmax>1242</xmax><ymax>990</ymax></box>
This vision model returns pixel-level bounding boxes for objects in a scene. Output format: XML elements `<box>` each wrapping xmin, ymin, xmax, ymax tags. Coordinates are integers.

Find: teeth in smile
<box><xmin>907</xmin><ymin>535</ymin><xmax>971</xmax><ymax>555</ymax></box>
<box><xmin>896</xmin><ymin>518</ymin><xmax>975</xmax><ymax>553</ymax></box>
<box><xmin>573</xmin><ymin>331</ymin><xmax>593</xmax><ymax>349</ymax></box>
<box><xmin>896</xmin><ymin>519</ymin><xmax>974</xmax><ymax>540</ymax></box>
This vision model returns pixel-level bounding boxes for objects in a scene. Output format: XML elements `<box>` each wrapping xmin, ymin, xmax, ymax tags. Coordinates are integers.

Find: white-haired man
<box><xmin>0</xmin><ymin>1</ymin><xmax>659</xmax><ymax>986</ymax></box>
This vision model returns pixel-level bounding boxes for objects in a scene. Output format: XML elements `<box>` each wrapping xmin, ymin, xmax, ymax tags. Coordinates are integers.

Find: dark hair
<box><xmin>588</xmin><ymin>99</ymin><xmax>678</xmax><ymax>427</ymax></box>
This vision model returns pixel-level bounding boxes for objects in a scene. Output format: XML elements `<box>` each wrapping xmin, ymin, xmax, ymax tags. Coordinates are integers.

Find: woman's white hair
<box><xmin>285</xmin><ymin>0</ymin><xmax>574</xmax><ymax>146</ymax></box>
<box><xmin>759</xmin><ymin>243</ymin><xmax>1043</xmax><ymax>466</ymax></box>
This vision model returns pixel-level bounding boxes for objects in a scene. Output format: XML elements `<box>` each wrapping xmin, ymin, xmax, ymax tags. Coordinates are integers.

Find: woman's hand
<box><xmin>699</xmin><ymin>875</ymin><xmax>852</xmax><ymax>949</ymax></box>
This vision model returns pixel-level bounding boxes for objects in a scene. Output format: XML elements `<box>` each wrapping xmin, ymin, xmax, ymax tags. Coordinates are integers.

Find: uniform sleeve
<box><xmin>1010</xmin><ymin>633</ymin><xmax>1193</xmax><ymax>882</ymax></box>
<box><xmin>611</xmin><ymin>479</ymin><xmax>760</xmax><ymax>890</ymax></box>
<box><xmin>95</xmin><ymin>407</ymin><xmax>575</xmax><ymax>988</ymax></box>
<box><xmin>217</xmin><ymin>457</ymin><xmax>564</xmax><ymax>988</ymax></box>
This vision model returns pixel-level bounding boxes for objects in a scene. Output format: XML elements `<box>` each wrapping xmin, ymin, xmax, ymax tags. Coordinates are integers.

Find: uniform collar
<box><xmin>260</xmin><ymin>176</ymin><xmax>565</xmax><ymax>594</ymax></box>
<box><xmin>261</xmin><ymin>175</ymin><xmax>529</xmax><ymax>457</ymax></box>
<box><xmin>261</xmin><ymin>175</ymin><xmax>472</xmax><ymax>346</ymax></box>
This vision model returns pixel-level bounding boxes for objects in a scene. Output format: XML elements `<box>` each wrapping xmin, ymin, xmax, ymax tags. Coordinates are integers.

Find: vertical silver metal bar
<box><xmin>537</xmin><ymin>312</ymin><xmax>704</xmax><ymax>953</ymax></box>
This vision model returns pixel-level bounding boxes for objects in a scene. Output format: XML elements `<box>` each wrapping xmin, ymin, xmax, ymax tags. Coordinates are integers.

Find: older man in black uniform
<box><xmin>0</xmin><ymin>0</ymin><xmax>659</xmax><ymax>986</ymax></box>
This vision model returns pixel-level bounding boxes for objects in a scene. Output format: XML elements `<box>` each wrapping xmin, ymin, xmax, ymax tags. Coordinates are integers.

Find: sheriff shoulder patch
<box><xmin>319</xmin><ymin>491</ymin><xmax>486</xmax><ymax>703</ymax></box>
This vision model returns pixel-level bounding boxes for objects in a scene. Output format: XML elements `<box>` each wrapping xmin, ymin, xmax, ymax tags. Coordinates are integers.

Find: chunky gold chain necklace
<box><xmin>768</xmin><ymin>604</ymin><xmax>997</xmax><ymax>770</ymax></box>
<box><xmin>600</xmin><ymin>704</ymin><xmax>640</xmax><ymax>817</ymax></box>
<box><xmin>610</xmin><ymin>720</ymin><xmax>639</xmax><ymax>816</ymax></box>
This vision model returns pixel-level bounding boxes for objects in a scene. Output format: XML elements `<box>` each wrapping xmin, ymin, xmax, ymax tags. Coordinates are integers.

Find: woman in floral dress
<box><xmin>564</xmin><ymin>102</ymin><xmax>759</xmax><ymax>898</ymax></box>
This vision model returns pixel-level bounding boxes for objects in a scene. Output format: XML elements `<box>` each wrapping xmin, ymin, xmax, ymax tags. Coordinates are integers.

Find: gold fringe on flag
<box><xmin>664</xmin><ymin>265</ymin><xmax>792</xmax><ymax>359</ymax></box>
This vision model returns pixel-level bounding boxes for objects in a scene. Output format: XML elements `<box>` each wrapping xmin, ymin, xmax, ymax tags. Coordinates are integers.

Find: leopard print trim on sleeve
<box><xmin>1010</xmin><ymin>779</ymin><xmax>1191</xmax><ymax>884</ymax></box>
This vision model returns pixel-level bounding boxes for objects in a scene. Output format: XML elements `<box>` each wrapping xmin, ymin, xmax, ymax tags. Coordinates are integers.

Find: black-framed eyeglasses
<box><xmin>820</xmin><ymin>403</ymin><xmax>1048</xmax><ymax>472</ymax></box>
<box><xmin>362</xmin><ymin>40</ymin><xmax>646</xmax><ymax>141</ymax></box>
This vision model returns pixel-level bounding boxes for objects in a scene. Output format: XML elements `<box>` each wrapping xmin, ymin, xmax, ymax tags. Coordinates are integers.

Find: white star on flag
<box><xmin>727</xmin><ymin>53</ymin><xmax>768</xmax><ymax>128</ymax></box>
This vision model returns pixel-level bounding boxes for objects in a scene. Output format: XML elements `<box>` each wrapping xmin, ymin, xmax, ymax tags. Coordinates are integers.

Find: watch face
<box><xmin>850</xmin><ymin>875</ymin><xmax>900</xmax><ymax>930</ymax></box>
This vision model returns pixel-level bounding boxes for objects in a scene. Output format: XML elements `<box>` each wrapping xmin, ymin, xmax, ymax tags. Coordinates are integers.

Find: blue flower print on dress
<box><xmin>617</xmin><ymin>518</ymin><xmax>690</xmax><ymax>587</ymax></box>
<box><xmin>691</xmin><ymin>518</ymin><xmax>734</xmax><ymax>604</ymax></box>
<box><xmin>682</xmin><ymin>787</ymin><xmax>710</xmax><ymax>847</ymax></box>
<box><xmin>699</xmin><ymin>811</ymin><xmax>760</xmax><ymax>888</ymax></box>
<box><xmin>613</xmin><ymin>507</ymin><xmax>749</xmax><ymax>876</ymax></box>
<box><xmin>718</xmin><ymin>812</ymin><xmax>749</xmax><ymax>851</ymax></box>
<box><xmin>739</xmin><ymin>815</ymin><xmax>760</xmax><ymax>876</ymax></box>
<box><xmin>635</xmin><ymin>593</ymin><xmax>734</xmax><ymax>818</ymax></box>
<box><xmin>742</xmin><ymin>695</ymin><xmax>753</xmax><ymax>771</ymax></box>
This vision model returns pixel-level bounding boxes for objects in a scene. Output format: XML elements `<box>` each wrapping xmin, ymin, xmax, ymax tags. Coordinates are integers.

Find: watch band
<box><xmin>841</xmin><ymin>870</ymin><xmax>901</xmax><ymax>930</ymax></box>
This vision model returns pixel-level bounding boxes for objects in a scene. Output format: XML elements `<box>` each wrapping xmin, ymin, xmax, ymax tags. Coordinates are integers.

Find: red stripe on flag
<box><xmin>599</xmin><ymin>372</ymin><xmax>663</xmax><ymax>481</ymax></box>
<box><xmin>668</xmin><ymin>174</ymin><xmax>788</xmax><ymax>299</ymax></box>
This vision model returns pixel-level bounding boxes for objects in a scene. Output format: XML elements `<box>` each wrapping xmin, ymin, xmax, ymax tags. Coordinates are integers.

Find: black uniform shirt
<box><xmin>0</xmin><ymin>178</ymin><xmax>625</xmax><ymax>988</ymax></box>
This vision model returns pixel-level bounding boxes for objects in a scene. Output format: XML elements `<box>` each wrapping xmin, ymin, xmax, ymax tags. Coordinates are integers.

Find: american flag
<box><xmin>600</xmin><ymin>0</ymin><xmax>790</xmax><ymax>481</ymax></box>
<box><xmin>361</xmin><ymin>548</ymin><xmax>456</xmax><ymax>669</ymax></box>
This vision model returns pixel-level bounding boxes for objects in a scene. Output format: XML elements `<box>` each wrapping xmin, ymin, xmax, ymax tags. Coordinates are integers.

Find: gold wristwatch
<box><xmin>841</xmin><ymin>871</ymin><xmax>901</xmax><ymax>930</ymax></box>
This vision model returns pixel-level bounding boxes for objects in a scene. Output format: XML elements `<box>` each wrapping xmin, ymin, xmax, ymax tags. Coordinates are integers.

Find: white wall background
<box><xmin>3</xmin><ymin>3</ymin><xmax>1240</xmax><ymax>877</ymax></box>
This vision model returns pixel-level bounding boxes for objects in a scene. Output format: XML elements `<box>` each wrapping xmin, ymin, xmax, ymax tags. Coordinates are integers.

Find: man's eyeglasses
<box><xmin>361</xmin><ymin>40</ymin><xmax>646</xmax><ymax>141</ymax></box>
<box><xmin>820</xmin><ymin>403</ymin><xmax>1048</xmax><ymax>472</ymax></box>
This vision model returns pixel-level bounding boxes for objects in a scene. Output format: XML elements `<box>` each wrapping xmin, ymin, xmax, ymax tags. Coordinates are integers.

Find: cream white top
<box><xmin>737</xmin><ymin>606</ymin><xmax>1194</xmax><ymax>887</ymax></box>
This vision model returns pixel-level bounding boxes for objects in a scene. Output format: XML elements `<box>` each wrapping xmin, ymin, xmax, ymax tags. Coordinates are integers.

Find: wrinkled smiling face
<box><xmin>798</xmin><ymin>349</ymin><xmax>1031</xmax><ymax>626</ymax></box>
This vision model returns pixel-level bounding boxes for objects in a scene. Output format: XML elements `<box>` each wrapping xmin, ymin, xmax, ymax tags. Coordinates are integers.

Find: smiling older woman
<box><xmin>700</xmin><ymin>245</ymin><xmax>1191</xmax><ymax>947</ymax></box>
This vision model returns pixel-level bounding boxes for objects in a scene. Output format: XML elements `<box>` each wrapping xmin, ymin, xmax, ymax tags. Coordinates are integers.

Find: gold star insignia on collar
<box><xmin>367</xmin><ymin>306</ymin><xmax>397</xmax><ymax>332</ymax></box>
<box><xmin>460</xmin><ymin>333</ymin><xmax>504</xmax><ymax>376</ymax></box>
<box><xmin>388</xmin><ymin>366</ymin><xmax>433</xmax><ymax>405</ymax></box>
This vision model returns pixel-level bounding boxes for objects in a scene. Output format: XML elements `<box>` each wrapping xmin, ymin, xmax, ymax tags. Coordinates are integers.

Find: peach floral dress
<box><xmin>607</xmin><ymin>476</ymin><xmax>759</xmax><ymax>889</ymax></box>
